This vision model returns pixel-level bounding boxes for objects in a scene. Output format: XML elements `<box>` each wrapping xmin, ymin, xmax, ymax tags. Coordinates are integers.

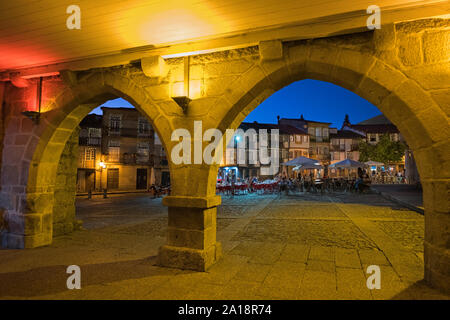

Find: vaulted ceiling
<box><xmin>1</xmin><ymin>0</ymin><xmax>448</xmax><ymax>73</ymax></box>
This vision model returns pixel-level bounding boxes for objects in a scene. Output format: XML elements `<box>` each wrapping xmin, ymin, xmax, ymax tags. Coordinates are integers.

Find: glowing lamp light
<box><xmin>99</xmin><ymin>162</ymin><xmax>106</xmax><ymax>169</ymax></box>
<box><xmin>171</xmin><ymin>56</ymin><xmax>203</xmax><ymax>113</ymax></box>
<box><xmin>235</xmin><ymin>136</ymin><xmax>241</xmax><ymax>142</ymax></box>
<box><xmin>21</xmin><ymin>77</ymin><xmax>43</xmax><ymax>124</ymax></box>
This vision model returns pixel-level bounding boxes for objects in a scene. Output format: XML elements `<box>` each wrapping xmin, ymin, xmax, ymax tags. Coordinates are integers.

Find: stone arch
<box><xmin>209</xmin><ymin>39</ymin><xmax>449</xmax><ymax>293</ymax></box>
<box><xmin>2</xmin><ymin>69</ymin><xmax>175</xmax><ymax>249</ymax></box>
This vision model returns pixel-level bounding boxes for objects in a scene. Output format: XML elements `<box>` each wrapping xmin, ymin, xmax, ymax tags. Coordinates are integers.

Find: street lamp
<box><xmin>98</xmin><ymin>161</ymin><xmax>106</xmax><ymax>190</ymax></box>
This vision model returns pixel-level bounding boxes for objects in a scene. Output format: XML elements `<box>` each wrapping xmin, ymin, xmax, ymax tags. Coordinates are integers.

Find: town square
<box><xmin>0</xmin><ymin>1</ymin><xmax>449</xmax><ymax>303</ymax></box>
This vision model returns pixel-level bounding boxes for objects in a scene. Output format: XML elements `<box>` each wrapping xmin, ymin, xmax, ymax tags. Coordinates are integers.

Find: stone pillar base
<box><xmin>424</xmin><ymin>241</ymin><xmax>450</xmax><ymax>295</ymax></box>
<box><xmin>1</xmin><ymin>231</ymin><xmax>52</xmax><ymax>249</ymax></box>
<box><xmin>158</xmin><ymin>195</ymin><xmax>222</xmax><ymax>271</ymax></box>
<box><xmin>158</xmin><ymin>242</ymin><xmax>222</xmax><ymax>271</ymax></box>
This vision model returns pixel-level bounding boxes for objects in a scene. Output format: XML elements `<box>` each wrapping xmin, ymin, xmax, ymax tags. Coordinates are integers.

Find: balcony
<box><xmin>79</xmin><ymin>137</ymin><xmax>101</xmax><ymax>146</ymax></box>
<box><xmin>117</xmin><ymin>153</ymin><xmax>153</xmax><ymax>165</ymax></box>
<box><xmin>309</xmin><ymin>153</ymin><xmax>331</xmax><ymax>161</ymax></box>
<box><xmin>79</xmin><ymin>159</ymin><xmax>96</xmax><ymax>169</ymax></box>
<box><xmin>310</xmin><ymin>137</ymin><xmax>330</xmax><ymax>143</ymax></box>
<box><xmin>330</xmin><ymin>144</ymin><xmax>359</xmax><ymax>152</ymax></box>
<box><xmin>105</xmin><ymin>127</ymin><xmax>153</xmax><ymax>138</ymax></box>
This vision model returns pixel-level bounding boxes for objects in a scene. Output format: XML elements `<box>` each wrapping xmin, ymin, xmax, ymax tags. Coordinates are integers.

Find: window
<box><xmin>290</xmin><ymin>135</ymin><xmax>294</xmax><ymax>142</ymax></box>
<box><xmin>108</xmin><ymin>147</ymin><xmax>120</xmax><ymax>162</ymax></box>
<box><xmin>108</xmin><ymin>140</ymin><xmax>120</xmax><ymax>147</ymax></box>
<box><xmin>295</xmin><ymin>135</ymin><xmax>301</xmax><ymax>142</ymax></box>
<box><xmin>315</xmin><ymin>127</ymin><xmax>322</xmax><ymax>137</ymax></box>
<box><xmin>369</xmin><ymin>134</ymin><xmax>377</xmax><ymax>142</ymax></box>
<box><xmin>303</xmin><ymin>136</ymin><xmax>308</xmax><ymax>143</ymax></box>
<box><xmin>323</xmin><ymin>128</ymin><xmax>329</xmax><ymax>138</ymax></box>
<box><xmin>137</xmin><ymin>142</ymin><xmax>149</xmax><ymax>161</ymax></box>
<box><xmin>109</xmin><ymin>115</ymin><xmax>121</xmax><ymax>134</ymax></box>
<box><xmin>85</xmin><ymin>148</ymin><xmax>95</xmax><ymax>161</ymax></box>
<box><xmin>138</xmin><ymin>117</ymin><xmax>150</xmax><ymax>135</ymax></box>
<box><xmin>315</xmin><ymin>128</ymin><xmax>322</xmax><ymax>142</ymax></box>
<box><xmin>391</xmin><ymin>133</ymin><xmax>399</xmax><ymax>141</ymax></box>
<box><xmin>88</xmin><ymin>128</ymin><xmax>101</xmax><ymax>138</ymax></box>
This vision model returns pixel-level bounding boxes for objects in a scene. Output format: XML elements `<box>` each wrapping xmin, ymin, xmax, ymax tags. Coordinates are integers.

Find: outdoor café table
<box><xmin>233</xmin><ymin>183</ymin><xmax>248</xmax><ymax>194</ymax></box>
<box><xmin>216</xmin><ymin>183</ymin><xmax>232</xmax><ymax>195</ymax></box>
<box><xmin>313</xmin><ymin>179</ymin><xmax>324</xmax><ymax>193</ymax></box>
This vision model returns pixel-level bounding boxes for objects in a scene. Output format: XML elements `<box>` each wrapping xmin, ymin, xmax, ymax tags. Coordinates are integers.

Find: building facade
<box><xmin>329</xmin><ymin>129</ymin><xmax>364</xmax><ymax>163</ymax></box>
<box><xmin>279</xmin><ymin>115</ymin><xmax>332</xmax><ymax>165</ymax></box>
<box><xmin>216</xmin><ymin>114</ymin><xmax>414</xmax><ymax>182</ymax></box>
<box><xmin>341</xmin><ymin>114</ymin><xmax>407</xmax><ymax>174</ymax></box>
<box><xmin>77</xmin><ymin>114</ymin><xmax>102</xmax><ymax>193</ymax></box>
<box><xmin>76</xmin><ymin>107</ymin><xmax>169</xmax><ymax>193</ymax></box>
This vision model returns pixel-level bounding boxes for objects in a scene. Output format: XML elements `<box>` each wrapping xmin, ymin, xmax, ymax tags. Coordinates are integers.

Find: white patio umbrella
<box><xmin>282</xmin><ymin>156</ymin><xmax>318</xmax><ymax>166</ymax></box>
<box><xmin>298</xmin><ymin>163</ymin><xmax>323</xmax><ymax>170</ymax></box>
<box><xmin>364</xmin><ymin>160</ymin><xmax>384</xmax><ymax>166</ymax></box>
<box><xmin>329</xmin><ymin>159</ymin><xmax>366</xmax><ymax>168</ymax></box>
<box><xmin>329</xmin><ymin>159</ymin><xmax>365</xmax><ymax>179</ymax></box>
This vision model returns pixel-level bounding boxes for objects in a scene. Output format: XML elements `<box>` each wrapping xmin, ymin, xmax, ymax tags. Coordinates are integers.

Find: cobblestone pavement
<box><xmin>0</xmin><ymin>192</ymin><xmax>448</xmax><ymax>300</ymax></box>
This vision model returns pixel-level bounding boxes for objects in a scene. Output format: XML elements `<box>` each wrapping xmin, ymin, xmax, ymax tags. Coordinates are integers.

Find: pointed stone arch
<box><xmin>1</xmin><ymin>69</ymin><xmax>175</xmax><ymax>249</ymax></box>
<box><xmin>206</xmin><ymin>32</ymin><xmax>449</xmax><ymax>293</ymax></box>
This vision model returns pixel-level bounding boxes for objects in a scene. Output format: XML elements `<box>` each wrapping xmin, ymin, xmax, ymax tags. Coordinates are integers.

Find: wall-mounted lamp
<box><xmin>99</xmin><ymin>161</ymin><xmax>106</xmax><ymax>169</ymax></box>
<box><xmin>21</xmin><ymin>77</ymin><xmax>42</xmax><ymax>124</ymax></box>
<box><xmin>171</xmin><ymin>56</ymin><xmax>191</xmax><ymax>113</ymax></box>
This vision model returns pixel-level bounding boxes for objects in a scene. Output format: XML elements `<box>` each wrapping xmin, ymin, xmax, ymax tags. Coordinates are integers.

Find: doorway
<box><xmin>136</xmin><ymin>168</ymin><xmax>148</xmax><ymax>189</ymax></box>
<box><xmin>107</xmin><ymin>168</ymin><xmax>119</xmax><ymax>190</ymax></box>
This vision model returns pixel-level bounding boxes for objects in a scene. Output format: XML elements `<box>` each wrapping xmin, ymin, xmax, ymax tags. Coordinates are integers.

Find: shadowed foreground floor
<box><xmin>0</xmin><ymin>192</ymin><xmax>448</xmax><ymax>300</ymax></box>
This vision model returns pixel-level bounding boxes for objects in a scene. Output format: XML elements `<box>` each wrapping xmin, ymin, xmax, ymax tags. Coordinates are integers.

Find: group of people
<box><xmin>370</xmin><ymin>169</ymin><xmax>407</xmax><ymax>184</ymax></box>
<box><xmin>355</xmin><ymin>167</ymin><xmax>372</xmax><ymax>193</ymax></box>
<box><xmin>149</xmin><ymin>184</ymin><xmax>170</xmax><ymax>198</ymax></box>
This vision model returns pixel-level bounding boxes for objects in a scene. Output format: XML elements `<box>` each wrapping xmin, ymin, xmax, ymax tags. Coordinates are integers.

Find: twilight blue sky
<box><xmin>91</xmin><ymin>79</ymin><xmax>381</xmax><ymax>128</ymax></box>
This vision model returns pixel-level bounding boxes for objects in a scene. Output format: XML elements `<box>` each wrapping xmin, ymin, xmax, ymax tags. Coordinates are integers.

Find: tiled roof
<box><xmin>79</xmin><ymin>114</ymin><xmax>102</xmax><ymax>128</ymax></box>
<box><xmin>278</xmin><ymin>124</ymin><xmax>308</xmax><ymax>135</ymax></box>
<box><xmin>330</xmin><ymin>130</ymin><xmax>365</xmax><ymax>139</ymax></box>
<box><xmin>357</xmin><ymin>114</ymin><xmax>392</xmax><ymax>125</ymax></box>
<box><xmin>280</xmin><ymin>117</ymin><xmax>331</xmax><ymax>124</ymax></box>
<box><xmin>239</xmin><ymin>122</ymin><xmax>308</xmax><ymax>135</ymax></box>
<box><xmin>239</xmin><ymin>122</ymin><xmax>279</xmax><ymax>131</ymax></box>
<box><xmin>348</xmin><ymin>124</ymin><xmax>399</xmax><ymax>134</ymax></box>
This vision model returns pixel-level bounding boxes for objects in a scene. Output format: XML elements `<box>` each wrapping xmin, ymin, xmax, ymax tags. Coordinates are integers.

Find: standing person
<box><xmin>355</xmin><ymin>167</ymin><xmax>364</xmax><ymax>191</ymax></box>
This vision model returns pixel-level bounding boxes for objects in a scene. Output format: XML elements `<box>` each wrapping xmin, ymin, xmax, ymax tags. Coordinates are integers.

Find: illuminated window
<box><xmin>108</xmin><ymin>140</ymin><xmax>120</xmax><ymax>147</ymax></box>
<box><xmin>108</xmin><ymin>147</ymin><xmax>120</xmax><ymax>162</ymax></box>
<box><xmin>85</xmin><ymin>148</ymin><xmax>95</xmax><ymax>161</ymax></box>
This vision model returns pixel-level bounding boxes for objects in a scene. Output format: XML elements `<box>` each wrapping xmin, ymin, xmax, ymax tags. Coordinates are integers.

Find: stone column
<box><xmin>158</xmin><ymin>195</ymin><xmax>222</xmax><ymax>271</ymax></box>
<box><xmin>423</xmin><ymin>180</ymin><xmax>450</xmax><ymax>294</ymax></box>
